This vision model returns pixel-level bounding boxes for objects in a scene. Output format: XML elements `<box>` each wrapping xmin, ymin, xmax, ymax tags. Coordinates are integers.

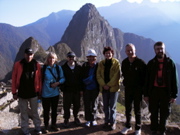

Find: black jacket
<box><xmin>122</xmin><ymin>57</ymin><xmax>146</xmax><ymax>89</ymax></box>
<box><xmin>144</xmin><ymin>55</ymin><xmax>178</xmax><ymax>98</ymax></box>
<box><xmin>62</xmin><ymin>62</ymin><xmax>83</xmax><ymax>92</ymax></box>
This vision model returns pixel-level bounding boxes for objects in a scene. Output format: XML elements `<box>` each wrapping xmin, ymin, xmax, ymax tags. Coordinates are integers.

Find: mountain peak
<box><xmin>75</xmin><ymin>3</ymin><xmax>100</xmax><ymax>20</ymax></box>
<box><xmin>60</xmin><ymin>3</ymin><xmax>120</xmax><ymax>60</ymax></box>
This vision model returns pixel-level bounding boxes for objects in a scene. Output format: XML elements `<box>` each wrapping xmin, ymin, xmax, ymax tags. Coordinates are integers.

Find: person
<box><xmin>61</xmin><ymin>52</ymin><xmax>83</xmax><ymax>128</ymax></box>
<box><xmin>120</xmin><ymin>43</ymin><xmax>146</xmax><ymax>135</ymax></box>
<box><xmin>96</xmin><ymin>46</ymin><xmax>121</xmax><ymax>130</ymax></box>
<box><xmin>41</xmin><ymin>52</ymin><xmax>65</xmax><ymax>133</ymax></box>
<box><xmin>144</xmin><ymin>41</ymin><xmax>178</xmax><ymax>135</ymax></box>
<box><xmin>12</xmin><ymin>48</ymin><xmax>42</xmax><ymax>135</ymax></box>
<box><xmin>82</xmin><ymin>49</ymin><xmax>99</xmax><ymax>127</ymax></box>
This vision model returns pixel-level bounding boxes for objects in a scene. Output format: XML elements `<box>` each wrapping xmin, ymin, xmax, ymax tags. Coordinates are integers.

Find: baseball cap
<box><xmin>67</xmin><ymin>52</ymin><xmax>76</xmax><ymax>57</ymax></box>
<box><xmin>24</xmin><ymin>48</ymin><xmax>34</xmax><ymax>54</ymax></box>
<box><xmin>86</xmin><ymin>49</ymin><xmax>97</xmax><ymax>57</ymax></box>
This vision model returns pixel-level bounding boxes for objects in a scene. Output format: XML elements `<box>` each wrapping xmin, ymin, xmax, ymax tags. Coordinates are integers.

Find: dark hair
<box><xmin>103</xmin><ymin>46</ymin><xmax>114</xmax><ymax>55</ymax></box>
<box><xmin>154</xmin><ymin>41</ymin><xmax>164</xmax><ymax>49</ymax></box>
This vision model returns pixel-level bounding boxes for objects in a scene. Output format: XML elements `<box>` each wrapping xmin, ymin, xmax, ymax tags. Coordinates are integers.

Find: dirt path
<box><xmin>2</xmin><ymin>118</ymin><xmax>180</xmax><ymax>135</ymax></box>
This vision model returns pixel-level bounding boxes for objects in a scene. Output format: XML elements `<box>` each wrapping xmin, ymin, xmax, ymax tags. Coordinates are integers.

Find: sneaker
<box><xmin>92</xmin><ymin>120</ymin><xmax>97</xmax><ymax>126</ymax></box>
<box><xmin>51</xmin><ymin>124</ymin><xmax>60</xmax><ymax>131</ymax></box>
<box><xmin>34</xmin><ymin>130</ymin><xmax>42</xmax><ymax>135</ymax></box>
<box><xmin>111</xmin><ymin>123</ymin><xmax>116</xmax><ymax>130</ymax></box>
<box><xmin>63</xmin><ymin>119</ymin><xmax>69</xmax><ymax>128</ymax></box>
<box><xmin>135</xmin><ymin>129</ymin><xmax>141</xmax><ymax>135</ymax></box>
<box><xmin>121</xmin><ymin>127</ymin><xmax>132</xmax><ymax>134</ymax></box>
<box><xmin>85</xmin><ymin>121</ymin><xmax>91</xmax><ymax>127</ymax></box>
<box><xmin>74</xmin><ymin>118</ymin><xmax>81</xmax><ymax>126</ymax></box>
<box><xmin>44</xmin><ymin>126</ymin><xmax>49</xmax><ymax>133</ymax></box>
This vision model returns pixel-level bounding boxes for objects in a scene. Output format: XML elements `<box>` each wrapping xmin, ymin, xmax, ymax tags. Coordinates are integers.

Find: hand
<box><xmin>169</xmin><ymin>98</ymin><xmax>176</xmax><ymax>103</ymax></box>
<box><xmin>51</xmin><ymin>82</ymin><xmax>60</xmax><ymax>88</ymax></box>
<box><xmin>13</xmin><ymin>94</ymin><xmax>18</xmax><ymax>100</ymax></box>
<box><xmin>80</xmin><ymin>91</ymin><xmax>83</xmax><ymax>96</ymax></box>
<box><xmin>103</xmin><ymin>85</ymin><xmax>110</xmax><ymax>90</ymax></box>
<box><xmin>144</xmin><ymin>97</ymin><xmax>149</xmax><ymax>103</ymax></box>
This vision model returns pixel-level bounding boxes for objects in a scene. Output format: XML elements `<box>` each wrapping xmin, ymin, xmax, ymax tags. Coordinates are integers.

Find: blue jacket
<box><xmin>42</xmin><ymin>64</ymin><xmax>65</xmax><ymax>98</ymax></box>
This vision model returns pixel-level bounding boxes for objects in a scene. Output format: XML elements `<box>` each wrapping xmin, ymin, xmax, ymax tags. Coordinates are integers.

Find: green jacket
<box><xmin>96</xmin><ymin>58</ymin><xmax>121</xmax><ymax>92</ymax></box>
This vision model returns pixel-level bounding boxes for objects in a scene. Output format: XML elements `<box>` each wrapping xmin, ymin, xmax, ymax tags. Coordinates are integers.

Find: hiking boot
<box><xmin>44</xmin><ymin>126</ymin><xmax>49</xmax><ymax>133</ymax></box>
<box><xmin>63</xmin><ymin>119</ymin><xmax>69</xmax><ymax>128</ymax></box>
<box><xmin>151</xmin><ymin>130</ymin><xmax>157</xmax><ymax>135</ymax></box>
<box><xmin>121</xmin><ymin>127</ymin><xmax>132</xmax><ymax>134</ymax></box>
<box><xmin>51</xmin><ymin>124</ymin><xmax>60</xmax><ymax>131</ymax></box>
<box><xmin>34</xmin><ymin>129</ymin><xmax>42</xmax><ymax>135</ymax></box>
<box><xmin>74</xmin><ymin>118</ymin><xmax>81</xmax><ymax>126</ymax></box>
<box><xmin>103</xmin><ymin>123</ymin><xmax>109</xmax><ymax>129</ymax></box>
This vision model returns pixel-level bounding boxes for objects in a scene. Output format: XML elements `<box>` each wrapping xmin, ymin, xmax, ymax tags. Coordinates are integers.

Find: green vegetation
<box><xmin>116</xmin><ymin>102</ymin><xmax>125</xmax><ymax>114</ymax></box>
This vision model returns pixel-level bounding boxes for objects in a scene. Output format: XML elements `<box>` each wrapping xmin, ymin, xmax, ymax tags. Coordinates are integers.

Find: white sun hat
<box><xmin>86</xmin><ymin>49</ymin><xmax>97</xmax><ymax>57</ymax></box>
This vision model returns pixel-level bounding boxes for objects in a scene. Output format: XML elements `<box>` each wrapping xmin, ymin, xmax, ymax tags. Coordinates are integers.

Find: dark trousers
<box><xmin>149</xmin><ymin>87</ymin><xmax>170</xmax><ymax>133</ymax></box>
<box><xmin>83</xmin><ymin>89</ymin><xmax>99</xmax><ymax>121</ymax></box>
<box><xmin>125</xmin><ymin>87</ymin><xmax>142</xmax><ymax>130</ymax></box>
<box><xmin>42</xmin><ymin>95</ymin><xmax>59</xmax><ymax>126</ymax></box>
<box><xmin>63</xmin><ymin>91</ymin><xmax>80</xmax><ymax>120</ymax></box>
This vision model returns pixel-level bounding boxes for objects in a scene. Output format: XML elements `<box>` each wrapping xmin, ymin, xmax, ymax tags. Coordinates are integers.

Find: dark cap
<box><xmin>24</xmin><ymin>48</ymin><xmax>34</xmax><ymax>54</ymax></box>
<box><xmin>67</xmin><ymin>52</ymin><xmax>76</xmax><ymax>57</ymax></box>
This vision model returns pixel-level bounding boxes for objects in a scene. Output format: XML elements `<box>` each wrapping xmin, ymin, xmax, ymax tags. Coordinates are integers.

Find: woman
<box><xmin>82</xmin><ymin>49</ymin><xmax>99</xmax><ymax>127</ymax></box>
<box><xmin>41</xmin><ymin>52</ymin><xmax>65</xmax><ymax>133</ymax></box>
<box><xmin>96</xmin><ymin>47</ymin><xmax>121</xmax><ymax>130</ymax></box>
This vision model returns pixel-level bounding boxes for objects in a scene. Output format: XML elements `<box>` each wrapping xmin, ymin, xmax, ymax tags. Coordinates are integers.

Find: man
<box><xmin>12</xmin><ymin>48</ymin><xmax>42</xmax><ymax>135</ymax></box>
<box><xmin>144</xmin><ymin>41</ymin><xmax>178</xmax><ymax>135</ymax></box>
<box><xmin>61</xmin><ymin>52</ymin><xmax>83</xmax><ymax>128</ymax></box>
<box><xmin>121</xmin><ymin>43</ymin><xmax>146</xmax><ymax>135</ymax></box>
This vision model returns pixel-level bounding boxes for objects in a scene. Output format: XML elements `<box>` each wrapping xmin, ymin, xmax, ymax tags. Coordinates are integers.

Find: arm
<box><xmin>96</xmin><ymin>61</ymin><xmax>106</xmax><ymax>87</ymax></box>
<box><xmin>107</xmin><ymin>59</ymin><xmax>121</xmax><ymax>87</ymax></box>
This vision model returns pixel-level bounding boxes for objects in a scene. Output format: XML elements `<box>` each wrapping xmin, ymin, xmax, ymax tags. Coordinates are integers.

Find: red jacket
<box><xmin>12</xmin><ymin>59</ymin><xmax>42</xmax><ymax>95</ymax></box>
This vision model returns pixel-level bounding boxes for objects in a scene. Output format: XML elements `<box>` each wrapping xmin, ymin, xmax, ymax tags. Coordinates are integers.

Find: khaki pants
<box><xmin>18</xmin><ymin>97</ymin><xmax>41</xmax><ymax>134</ymax></box>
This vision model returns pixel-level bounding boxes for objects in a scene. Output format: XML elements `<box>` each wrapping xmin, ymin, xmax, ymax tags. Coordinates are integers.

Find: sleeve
<box><xmin>58</xmin><ymin>65</ymin><xmax>65</xmax><ymax>84</ymax></box>
<box><xmin>36</xmin><ymin>63</ymin><xmax>42</xmax><ymax>94</ymax></box>
<box><xmin>171</xmin><ymin>61</ymin><xmax>178</xmax><ymax>98</ymax></box>
<box><xmin>143</xmin><ymin>61</ymin><xmax>151</xmax><ymax>97</ymax></box>
<box><xmin>11</xmin><ymin>62</ymin><xmax>18</xmax><ymax>94</ymax></box>
<box><xmin>96</xmin><ymin>61</ymin><xmax>106</xmax><ymax>87</ymax></box>
<box><xmin>107</xmin><ymin>60</ymin><xmax>121</xmax><ymax>87</ymax></box>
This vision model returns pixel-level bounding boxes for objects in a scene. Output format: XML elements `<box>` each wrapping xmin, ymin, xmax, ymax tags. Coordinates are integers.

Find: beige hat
<box><xmin>86</xmin><ymin>49</ymin><xmax>97</xmax><ymax>57</ymax></box>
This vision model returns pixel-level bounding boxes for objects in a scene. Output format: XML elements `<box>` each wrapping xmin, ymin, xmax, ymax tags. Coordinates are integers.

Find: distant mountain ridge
<box><xmin>98</xmin><ymin>0</ymin><xmax>180</xmax><ymax>63</ymax></box>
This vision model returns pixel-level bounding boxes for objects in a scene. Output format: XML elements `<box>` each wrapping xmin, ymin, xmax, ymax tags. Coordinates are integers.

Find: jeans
<box><xmin>102</xmin><ymin>90</ymin><xmax>119</xmax><ymax>124</ymax></box>
<box><xmin>42</xmin><ymin>95</ymin><xmax>59</xmax><ymax>126</ymax></box>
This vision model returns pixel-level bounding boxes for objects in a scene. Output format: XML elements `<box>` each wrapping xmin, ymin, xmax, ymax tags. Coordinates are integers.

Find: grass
<box><xmin>116</xmin><ymin>102</ymin><xmax>125</xmax><ymax>114</ymax></box>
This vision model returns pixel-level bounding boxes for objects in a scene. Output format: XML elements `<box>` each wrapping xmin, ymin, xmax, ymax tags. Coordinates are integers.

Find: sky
<box><xmin>0</xmin><ymin>0</ymin><xmax>180</xmax><ymax>26</ymax></box>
